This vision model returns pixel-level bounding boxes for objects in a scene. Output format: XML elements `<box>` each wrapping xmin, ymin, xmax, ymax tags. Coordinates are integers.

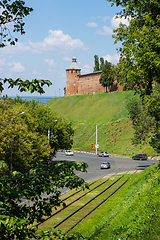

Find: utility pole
<box><xmin>96</xmin><ymin>125</ymin><xmax>97</xmax><ymax>155</ymax></box>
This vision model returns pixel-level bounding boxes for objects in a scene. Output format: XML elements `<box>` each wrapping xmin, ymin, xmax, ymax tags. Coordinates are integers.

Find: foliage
<box><xmin>23</xmin><ymin>99</ymin><xmax>74</xmax><ymax>152</ymax></box>
<box><xmin>108</xmin><ymin>0</ymin><xmax>160</xmax><ymax>96</ymax></box>
<box><xmin>0</xmin><ymin>100</ymin><xmax>49</xmax><ymax>174</ymax></box>
<box><xmin>64</xmin><ymin>87</ymin><xmax>66</xmax><ymax>96</ymax></box>
<box><xmin>99</xmin><ymin>60</ymin><xmax>114</xmax><ymax>91</ymax></box>
<box><xmin>0</xmin><ymin>3</ymin><xmax>85</xmax><ymax>239</ymax></box>
<box><xmin>0</xmin><ymin>0</ymin><xmax>33</xmax><ymax>48</ymax></box>
<box><xmin>0</xmin><ymin>97</ymin><xmax>75</xmax><ymax>173</ymax></box>
<box><xmin>93</xmin><ymin>55</ymin><xmax>100</xmax><ymax>72</ymax></box>
<box><xmin>127</xmin><ymin>84</ymin><xmax>160</xmax><ymax>151</ymax></box>
<box><xmin>0</xmin><ymin>78</ymin><xmax>52</xmax><ymax>95</ymax></box>
<box><xmin>99</xmin><ymin>57</ymin><xmax>104</xmax><ymax>71</ymax></box>
<box><xmin>0</xmin><ymin>161</ymin><xmax>89</xmax><ymax>239</ymax></box>
<box><xmin>107</xmin><ymin>0</ymin><xmax>160</xmax><ymax>150</ymax></box>
<box><xmin>0</xmin><ymin>1</ymin><xmax>52</xmax><ymax>94</ymax></box>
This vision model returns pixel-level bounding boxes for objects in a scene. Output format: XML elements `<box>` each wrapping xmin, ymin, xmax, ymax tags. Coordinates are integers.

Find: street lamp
<box><xmin>48</xmin><ymin>119</ymin><xmax>57</xmax><ymax>147</ymax></box>
<box><xmin>96</xmin><ymin>125</ymin><xmax>98</xmax><ymax>155</ymax></box>
<box><xmin>48</xmin><ymin>119</ymin><xmax>57</xmax><ymax>160</ymax></box>
<box><xmin>10</xmin><ymin>111</ymin><xmax>25</xmax><ymax>175</ymax></box>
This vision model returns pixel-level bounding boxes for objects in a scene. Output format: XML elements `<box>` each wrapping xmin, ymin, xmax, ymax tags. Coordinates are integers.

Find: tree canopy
<box><xmin>108</xmin><ymin>0</ymin><xmax>160</xmax><ymax>96</ymax></box>
<box><xmin>99</xmin><ymin>60</ymin><xmax>114</xmax><ymax>92</ymax></box>
<box><xmin>107</xmin><ymin>0</ymin><xmax>160</xmax><ymax>151</ymax></box>
<box><xmin>0</xmin><ymin>161</ymin><xmax>88</xmax><ymax>239</ymax></box>
<box><xmin>93</xmin><ymin>55</ymin><xmax>100</xmax><ymax>72</ymax></box>
<box><xmin>0</xmin><ymin>2</ymin><xmax>88</xmax><ymax>239</ymax></box>
<box><xmin>0</xmin><ymin>1</ymin><xmax>52</xmax><ymax>94</ymax></box>
<box><xmin>0</xmin><ymin>0</ymin><xmax>33</xmax><ymax>48</ymax></box>
<box><xmin>0</xmin><ymin>97</ymin><xmax>74</xmax><ymax>174</ymax></box>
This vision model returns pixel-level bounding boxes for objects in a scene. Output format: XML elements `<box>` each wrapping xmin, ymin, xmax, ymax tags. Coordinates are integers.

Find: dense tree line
<box><xmin>0</xmin><ymin>96</ymin><xmax>74</xmax><ymax>174</ymax></box>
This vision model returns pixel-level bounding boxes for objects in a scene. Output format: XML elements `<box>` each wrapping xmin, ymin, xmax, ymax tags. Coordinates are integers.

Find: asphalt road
<box><xmin>19</xmin><ymin>151</ymin><xmax>158</xmax><ymax>206</ymax></box>
<box><xmin>55</xmin><ymin>151</ymin><xmax>158</xmax><ymax>182</ymax></box>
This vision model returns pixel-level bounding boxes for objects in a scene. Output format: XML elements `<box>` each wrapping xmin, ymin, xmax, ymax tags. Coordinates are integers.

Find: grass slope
<box><xmin>38</xmin><ymin>164</ymin><xmax>160</xmax><ymax>239</ymax></box>
<box><xmin>76</xmin><ymin>164</ymin><xmax>160</xmax><ymax>239</ymax></box>
<box><xmin>47</xmin><ymin>91</ymin><xmax>156</xmax><ymax>157</ymax></box>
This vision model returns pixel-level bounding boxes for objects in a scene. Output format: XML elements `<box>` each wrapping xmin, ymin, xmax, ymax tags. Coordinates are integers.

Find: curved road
<box><xmin>56</xmin><ymin>151</ymin><xmax>158</xmax><ymax>182</ymax></box>
<box><xmin>20</xmin><ymin>151</ymin><xmax>158</xmax><ymax>206</ymax></box>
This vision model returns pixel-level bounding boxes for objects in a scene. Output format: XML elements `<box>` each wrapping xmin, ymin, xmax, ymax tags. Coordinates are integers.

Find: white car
<box><xmin>65</xmin><ymin>150</ymin><xmax>74</xmax><ymax>156</ymax></box>
<box><xmin>98</xmin><ymin>151</ymin><xmax>109</xmax><ymax>157</ymax></box>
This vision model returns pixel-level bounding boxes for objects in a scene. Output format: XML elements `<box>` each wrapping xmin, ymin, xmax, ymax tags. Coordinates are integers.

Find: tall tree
<box><xmin>0</xmin><ymin>101</ymin><xmax>49</xmax><ymax>174</ymax></box>
<box><xmin>127</xmin><ymin>85</ymin><xmax>160</xmax><ymax>151</ymax></box>
<box><xmin>99</xmin><ymin>60</ymin><xmax>114</xmax><ymax>92</ymax></box>
<box><xmin>107</xmin><ymin>0</ymin><xmax>160</xmax><ymax>96</ymax></box>
<box><xmin>93</xmin><ymin>55</ymin><xmax>100</xmax><ymax>72</ymax></box>
<box><xmin>100</xmin><ymin>57</ymin><xmax>104</xmax><ymax>70</ymax></box>
<box><xmin>106</xmin><ymin>0</ymin><xmax>160</xmax><ymax>151</ymax></box>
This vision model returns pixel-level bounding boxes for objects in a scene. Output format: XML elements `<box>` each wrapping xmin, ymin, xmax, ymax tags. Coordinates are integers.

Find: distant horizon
<box><xmin>8</xmin><ymin>96</ymin><xmax>56</xmax><ymax>98</ymax></box>
<box><xmin>2</xmin><ymin>95</ymin><xmax>58</xmax><ymax>104</ymax></box>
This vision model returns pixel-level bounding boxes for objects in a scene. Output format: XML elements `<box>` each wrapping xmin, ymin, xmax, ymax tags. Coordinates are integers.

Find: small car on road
<box><xmin>65</xmin><ymin>150</ymin><xmax>74</xmax><ymax>156</ymax></box>
<box><xmin>98</xmin><ymin>151</ymin><xmax>109</xmax><ymax>157</ymax></box>
<box><xmin>132</xmin><ymin>154</ymin><xmax>147</xmax><ymax>160</ymax></box>
<box><xmin>100</xmin><ymin>162</ymin><xmax>110</xmax><ymax>169</ymax></box>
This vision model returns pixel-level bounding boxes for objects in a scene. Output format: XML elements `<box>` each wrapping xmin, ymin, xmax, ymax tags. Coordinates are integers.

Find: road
<box><xmin>19</xmin><ymin>151</ymin><xmax>158</xmax><ymax>206</ymax></box>
<box><xmin>55</xmin><ymin>151</ymin><xmax>158</xmax><ymax>182</ymax></box>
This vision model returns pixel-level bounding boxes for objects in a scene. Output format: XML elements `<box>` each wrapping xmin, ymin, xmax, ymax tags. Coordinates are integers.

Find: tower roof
<box><xmin>68</xmin><ymin>56</ymin><xmax>80</xmax><ymax>70</ymax></box>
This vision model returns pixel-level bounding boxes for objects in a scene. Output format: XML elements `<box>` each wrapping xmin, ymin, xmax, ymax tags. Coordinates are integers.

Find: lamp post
<box><xmin>10</xmin><ymin>111</ymin><xmax>25</xmax><ymax>175</ymax></box>
<box><xmin>48</xmin><ymin>119</ymin><xmax>57</xmax><ymax>147</ymax></box>
<box><xmin>48</xmin><ymin>119</ymin><xmax>57</xmax><ymax>160</ymax></box>
<box><xmin>96</xmin><ymin>125</ymin><xmax>98</xmax><ymax>155</ymax></box>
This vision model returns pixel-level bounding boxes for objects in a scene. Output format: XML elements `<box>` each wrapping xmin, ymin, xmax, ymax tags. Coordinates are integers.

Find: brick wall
<box><xmin>66</xmin><ymin>69</ymin><xmax>124</xmax><ymax>97</ymax></box>
<box><xmin>78</xmin><ymin>72</ymin><xmax>105</xmax><ymax>94</ymax></box>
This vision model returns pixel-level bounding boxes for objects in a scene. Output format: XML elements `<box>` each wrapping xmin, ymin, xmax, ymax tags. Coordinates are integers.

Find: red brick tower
<box><xmin>66</xmin><ymin>56</ymin><xmax>81</xmax><ymax>96</ymax></box>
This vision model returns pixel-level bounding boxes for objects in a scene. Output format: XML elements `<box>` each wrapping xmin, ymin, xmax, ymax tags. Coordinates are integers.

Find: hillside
<box><xmin>47</xmin><ymin>91</ymin><xmax>156</xmax><ymax>157</ymax></box>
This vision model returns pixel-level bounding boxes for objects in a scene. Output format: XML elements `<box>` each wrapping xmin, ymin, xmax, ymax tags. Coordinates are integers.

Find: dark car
<box><xmin>132</xmin><ymin>154</ymin><xmax>148</xmax><ymax>160</ymax></box>
<box><xmin>100</xmin><ymin>162</ymin><xmax>110</xmax><ymax>169</ymax></box>
<box><xmin>98</xmin><ymin>151</ymin><xmax>109</xmax><ymax>157</ymax></box>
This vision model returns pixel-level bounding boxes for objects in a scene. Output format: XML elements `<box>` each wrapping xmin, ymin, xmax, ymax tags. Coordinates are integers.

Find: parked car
<box><xmin>65</xmin><ymin>150</ymin><xmax>74</xmax><ymax>156</ymax></box>
<box><xmin>100</xmin><ymin>162</ymin><xmax>110</xmax><ymax>169</ymax></box>
<box><xmin>132</xmin><ymin>154</ymin><xmax>147</xmax><ymax>160</ymax></box>
<box><xmin>98</xmin><ymin>151</ymin><xmax>109</xmax><ymax>157</ymax></box>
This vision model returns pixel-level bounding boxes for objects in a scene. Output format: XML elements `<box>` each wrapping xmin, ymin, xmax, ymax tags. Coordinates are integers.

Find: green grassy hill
<box><xmin>47</xmin><ymin>91</ymin><xmax>156</xmax><ymax>157</ymax></box>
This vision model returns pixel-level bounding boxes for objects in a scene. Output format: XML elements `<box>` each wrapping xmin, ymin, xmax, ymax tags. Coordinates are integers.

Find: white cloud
<box><xmin>95</xmin><ymin>26</ymin><xmax>113</xmax><ymax>35</ymax></box>
<box><xmin>111</xmin><ymin>15</ymin><xmax>131</xmax><ymax>28</ymax></box>
<box><xmin>98</xmin><ymin>16</ymin><xmax>110</xmax><ymax>21</ymax></box>
<box><xmin>82</xmin><ymin>64</ymin><xmax>93</xmax><ymax>74</ymax></box>
<box><xmin>63</xmin><ymin>57</ymin><xmax>71</xmax><ymax>62</ymax></box>
<box><xmin>29</xmin><ymin>30</ymin><xmax>89</xmax><ymax>53</ymax></box>
<box><xmin>85</xmin><ymin>22</ymin><xmax>98</xmax><ymax>27</ymax></box>
<box><xmin>1</xmin><ymin>42</ymin><xmax>31</xmax><ymax>54</ymax></box>
<box><xmin>0</xmin><ymin>58</ymin><xmax>6</xmax><ymax>66</ymax></box>
<box><xmin>103</xmin><ymin>54</ymin><xmax>120</xmax><ymax>64</ymax></box>
<box><xmin>8</xmin><ymin>62</ymin><xmax>26</xmax><ymax>73</ymax></box>
<box><xmin>44</xmin><ymin>59</ymin><xmax>56</xmax><ymax>66</ymax></box>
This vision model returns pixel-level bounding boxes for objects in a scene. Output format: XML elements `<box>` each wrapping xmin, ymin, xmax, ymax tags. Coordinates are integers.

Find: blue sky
<box><xmin>1</xmin><ymin>0</ymin><xmax>128</xmax><ymax>97</ymax></box>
